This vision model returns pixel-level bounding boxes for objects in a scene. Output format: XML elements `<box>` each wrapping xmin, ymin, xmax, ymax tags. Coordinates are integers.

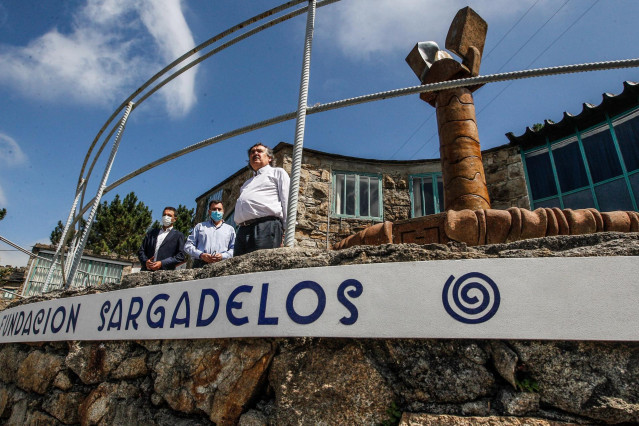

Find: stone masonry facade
<box><xmin>195</xmin><ymin>142</ymin><xmax>530</xmax><ymax>249</ymax></box>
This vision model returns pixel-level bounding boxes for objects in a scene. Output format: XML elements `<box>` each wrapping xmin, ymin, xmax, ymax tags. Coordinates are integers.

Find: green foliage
<box><xmin>50</xmin><ymin>218</ymin><xmax>86</xmax><ymax>247</ymax></box>
<box><xmin>86</xmin><ymin>192</ymin><xmax>152</xmax><ymax>256</ymax></box>
<box><xmin>0</xmin><ymin>208</ymin><xmax>6</xmax><ymax>221</ymax></box>
<box><xmin>151</xmin><ymin>204</ymin><xmax>195</xmax><ymax>236</ymax></box>
<box><xmin>379</xmin><ymin>402</ymin><xmax>402</xmax><ymax>426</ymax></box>
<box><xmin>515</xmin><ymin>377</ymin><xmax>539</xmax><ymax>393</ymax></box>
<box><xmin>531</xmin><ymin>122</ymin><xmax>544</xmax><ymax>132</ymax></box>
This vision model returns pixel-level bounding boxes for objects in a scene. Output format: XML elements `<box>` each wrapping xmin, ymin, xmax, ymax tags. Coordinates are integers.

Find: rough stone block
<box><xmin>393</xmin><ymin>213</ymin><xmax>447</xmax><ymax>245</ymax></box>
<box><xmin>520</xmin><ymin>208</ymin><xmax>547</xmax><ymax>240</ymax></box>
<box><xmin>476</xmin><ymin>209</ymin><xmax>487</xmax><ymax>245</ymax></box>
<box><xmin>498</xmin><ymin>389</ymin><xmax>540</xmax><ymax>416</ymax></box>
<box><xmin>587</xmin><ymin>208</ymin><xmax>604</xmax><ymax>232</ymax></box>
<box><xmin>601</xmin><ymin>211</ymin><xmax>632</xmax><ymax>232</ymax></box>
<box><xmin>485</xmin><ymin>209</ymin><xmax>511</xmax><ymax>244</ymax></box>
<box><xmin>551</xmin><ymin>208</ymin><xmax>569</xmax><ymax>235</ymax></box>
<box><xmin>269</xmin><ymin>343</ymin><xmax>394</xmax><ymax>425</ymax></box>
<box><xmin>544</xmin><ymin>208</ymin><xmax>559</xmax><ymax>236</ymax></box>
<box><xmin>445</xmin><ymin>209</ymin><xmax>479</xmax><ymax>245</ymax></box>
<box><xmin>43</xmin><ymin>391</ymin><xmax>84</xmax><ymax>424</ymax></box>
<box><xmin>153</xmin><ymin>339</ymin><xmax>275</xmax><ymax>425</ymax></box>
<box><xmin>627</xmin><ymin>211</ymin><xmax>639</xmax><ymax>232</ymax></box>
<box><xmin>506</xmin><ymin>207</ymin><xmax>522</xmax><ymax>242</ymax></box>
<box><xmin>564</xmin><ymin>209</ymin><xmax>596</xmax><ymax>235</ymax></box>
<box><xmin>400</xmin><ymin>413</ymin><xmax>569</xmax><ymax>425</ymax></box>
<box><xmin>17</xmin><ymin>351</ymin><xmax>64</xmax><ymax>395</ymax></box>
<box><xmin>66</xmin><ymin>341</ymin><xmax>132</xmax><ymax>385</ymax></box>
<box><xmin>445</xmin><ymin>7</ymin><xmax>488</xmax><ymax>62</ymax></box>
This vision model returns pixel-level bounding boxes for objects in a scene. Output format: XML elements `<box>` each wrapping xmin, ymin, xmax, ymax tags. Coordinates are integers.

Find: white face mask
<box><xmin>161</xmin><ymin>215</ymin><xmax>173</xmax><ymax>227</ymax></box>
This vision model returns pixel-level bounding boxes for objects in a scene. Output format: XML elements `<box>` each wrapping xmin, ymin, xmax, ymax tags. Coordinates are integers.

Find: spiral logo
<box><xmin>442</xmin><ymin>272</ymin><xmax>500</xmax><ymax>324</ymax></box>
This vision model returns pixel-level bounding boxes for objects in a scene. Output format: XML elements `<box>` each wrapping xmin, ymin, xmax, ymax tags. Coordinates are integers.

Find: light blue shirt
<box><xmin>184</xmin><ymin>220</ymin><xmax>236</xmax><ymax>260</ymax></box>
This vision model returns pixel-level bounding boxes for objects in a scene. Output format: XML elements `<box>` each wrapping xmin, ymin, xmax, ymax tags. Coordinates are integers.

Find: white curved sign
<box><xmin>1</xmin><ymin>257</ymin><xmax>638</xmax><ymax>343</ymax></box>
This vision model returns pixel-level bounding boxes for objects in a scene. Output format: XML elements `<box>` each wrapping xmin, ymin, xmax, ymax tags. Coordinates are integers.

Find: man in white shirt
<box><xmin>234</xmin><ymin>143</ymin><xmax>290</xmax><ymax>256</ymax></box>
<box><xmin>137</xmin><ymin>207</ymin><xmax>186</xmax><ymax>271</ymax></box>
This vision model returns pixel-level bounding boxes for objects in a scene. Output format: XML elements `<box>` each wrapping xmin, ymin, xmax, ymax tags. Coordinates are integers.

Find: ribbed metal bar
<box><xmin>0</xmin><ymin>235</ymin><xmax>46</xmax><ymax>260</ymax></box>
<box><xmin>66</xmin><ymin>102</ymin><xmax>134</xmax><ymax>288</ymax></box>
<box><xmin>285</xmin><ymin>0</ymin><xmax>316</xmax><ymax>247</ymax></box>
<box><xmin>76</xmin><ymin>0</ymin><xmax>308</xmax><ymax>190</ymax></box>
<box><xmin>42</xmin><ymin>178</ymin><xmax>86</xmax><ymax>293</ymax></box>
<box><xmin>79</xmin><ymin>58</ymin><xmax>639</xmax><ymax>207</ymax></box>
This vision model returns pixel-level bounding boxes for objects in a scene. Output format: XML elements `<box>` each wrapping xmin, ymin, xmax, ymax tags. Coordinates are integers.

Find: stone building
<box><xmin>508</xmin><ymin>80</ymin><xmax>639</xmax><ymax>213</ymax></box>
<box><xmin>195</xmin><ymin>142</ymin><xmax>528</xmax><ymax>249</ymax></box>
<box><xmin>195</xmin><ymin>81</ymin><xmax>639</xmax><ymax>248</ymax></box>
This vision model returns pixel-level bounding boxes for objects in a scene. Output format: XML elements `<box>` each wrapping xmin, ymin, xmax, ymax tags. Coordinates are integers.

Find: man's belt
<box><xmin>237</xmin><ymin>216</ymin><xmax>280</xmax><ymax>227</ymax></box>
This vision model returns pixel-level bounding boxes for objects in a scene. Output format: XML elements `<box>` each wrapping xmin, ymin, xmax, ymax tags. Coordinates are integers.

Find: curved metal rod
<box><xmin>81</xmin><ymin>0</ymin><xmax>313</xmax><ymax>208</ymax></box>
<box><xmin>76</xmin><ymin>0</ymin><xmax>340</xmax><ymax>217</ymax></box>
<box><xmin>77</xmin><ymin>0</ymin><xmax>306</xmax><ymax>188</ymax></box>
<box><xmin>67</xmin><ymin>58</ymin><xmax>639</xmax><ymax>227</ymax></box>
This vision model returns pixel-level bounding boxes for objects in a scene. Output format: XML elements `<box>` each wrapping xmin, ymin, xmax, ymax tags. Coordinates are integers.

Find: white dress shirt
<box><xmin>234</xmin><ymin>164</ymin><xmax>290</xmax><ymax>225</ymax></box>
<box><xmin>154</xmin><ymin>226</ymin><xmax>173</xmax><ymax>260</ymax></box>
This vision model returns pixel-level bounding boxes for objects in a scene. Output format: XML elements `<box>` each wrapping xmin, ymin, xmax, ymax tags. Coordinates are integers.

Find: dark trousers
<box><xmin>234</xmin><ymin>217</ymin><xmax>283</xmax><ymax>256</ymax></box>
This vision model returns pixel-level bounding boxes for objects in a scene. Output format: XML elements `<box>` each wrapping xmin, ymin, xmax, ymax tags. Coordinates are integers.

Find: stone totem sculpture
<box><xmin>406</xmin><ymin>7</ymin><xmax>490</xmax><ymax>211</ymax></box>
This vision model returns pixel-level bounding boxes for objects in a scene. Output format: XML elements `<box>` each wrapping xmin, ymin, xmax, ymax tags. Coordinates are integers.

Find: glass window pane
<box><xmin>422</xmin><ymin>178</ymin><xmax>435</xmax><ymax>216</ymax></box>
<box><xmin>582</xmin><ymin>128</ymin><xmax>623</xmax><ymax>183</ymax></box>
<box><xmin>412</xmin><ymin>177</ymin><xmax>423</xmax><ymax>217</ymax></box>
<box><xmin>613</xmin><ymin>114</ymin><xmax>639</xmax><ymax>172</ymax></box>
<box><xmin>525</xmin><ymin>149</ymin><xmax>558</xmax><ymax>199</ymax></box>
<box><xmin>595</xmin><ymin>178</ymin><xmax>634</xmax><ymax>211</ymax></box>
<box><xmin>629</xmin><ymin>173</ymin><xmax>639</xmax><ymax>208</ymax></box>
<box><xmin>359</xmin><ymin>176</ymin><xmax>370</xmax><ymax>217</ymax></box>
<box><xmin>437</xmin><ymin>176</ymin><xmax>444</xmax><ymax>213</ymax></box>
<box><xmin>370</xmin><ymin>179</ymin><xmax>379</xmax><ymax>217</ymax></box>
<box><xmin>552</xmin><ymin>140</ymin><xmax>589</xmax><ymax>192</ymax></box>
<box><xmin>533</xmin><ymin>197</ymin><xmax>561</xmax><ymax>209</ymax></box>
<box><xmin>335</xmin><ymin>174</ymin><xmax>344</xmax><ymax>214</ymax></box>
<box><xmin>345</xmin><ymin>175</ymin><xmax>356</xmax><ymax>216</ymax></box>
<box><xmin>562</xmin><ymin>189</ymin><xmax>594</xmax><ymax>210</ymax></box>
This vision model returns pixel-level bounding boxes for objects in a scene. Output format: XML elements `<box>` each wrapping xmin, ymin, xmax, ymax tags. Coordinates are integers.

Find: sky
<box><xmin>0</xmin><ymin>0</ymin><xmax>638</xmax><ymax>267</ymax></box>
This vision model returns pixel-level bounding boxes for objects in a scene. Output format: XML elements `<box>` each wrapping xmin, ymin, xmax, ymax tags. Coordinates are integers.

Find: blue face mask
<box><xmin>210</xmin><ymin>210</ymin><xmax>223</xmax><ymax>221</ymax></box>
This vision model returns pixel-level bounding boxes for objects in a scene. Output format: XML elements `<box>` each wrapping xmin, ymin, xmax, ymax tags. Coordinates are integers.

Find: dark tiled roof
<box><xmin>506</xmin><ymin>81</ymin><xmax>639</xmax><ymax>150</ymax></box>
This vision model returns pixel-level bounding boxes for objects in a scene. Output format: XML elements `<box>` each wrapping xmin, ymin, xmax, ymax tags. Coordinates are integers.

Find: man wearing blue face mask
<box><xmin>184</xmin><ymin>199</ymin><xmax>236</xmax><ymax>268</ymax></box>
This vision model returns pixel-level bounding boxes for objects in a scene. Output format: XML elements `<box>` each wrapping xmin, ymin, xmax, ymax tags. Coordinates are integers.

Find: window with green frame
<box><xmin>410</xmin><ymin>173</ymin><xmax>444</xmax><ymax>217</ymax></box>
<box><xmin>333</xmin><ymin>172</ymin><xmax>382</xmax><ymax>219</ymax></box>
<box><xmin>522</xmin><ymin>108</ymin><xmax>639</xmax><ymax>212</ymax></box>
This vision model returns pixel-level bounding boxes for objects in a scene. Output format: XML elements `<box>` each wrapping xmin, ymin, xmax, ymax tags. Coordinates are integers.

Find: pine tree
<box><xmin>86</xmin><ymin>192</ymin><xmax>152</xmax><ymax>256</ymax></box>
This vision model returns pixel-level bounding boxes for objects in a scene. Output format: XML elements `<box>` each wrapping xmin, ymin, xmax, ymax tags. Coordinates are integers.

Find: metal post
<box><xmin>66</xmin><ymin>102</ymin><xmax>134</xmax><ymax>287</ymax></box>
<box><xmin>285</xmin><ymin>0</ymin><xmax>316</xmax><ymax>247</ymax></box>
<box><xmin>42</xmin><ymin>179</ymin><xmax>85</xmax><ymax>293</ymax></box>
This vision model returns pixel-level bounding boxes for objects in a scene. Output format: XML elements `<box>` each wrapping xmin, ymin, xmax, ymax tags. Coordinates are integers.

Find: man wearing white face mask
<box><xmin>184</xmin><ymin>199</ymin><xmax>236</xmax><ymax>268</ymax></box>
<box><xmin>137</xmin><ymin>206</ymin><xmax>186</xmax><ymax>271</ymax></box>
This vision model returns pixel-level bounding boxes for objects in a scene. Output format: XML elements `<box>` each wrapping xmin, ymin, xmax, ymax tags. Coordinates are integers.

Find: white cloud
<box><xmin>318</xmin><ymin>0</ymin><xmax>545</xmax><ymax>60</ymax></box>
<box><xmin>137</xmin><ymin>0</ymin><xmax>198</xmax><ymax>116</ymax></box>
<box><xmin>0</xmin><ymin>133</ymin><xmax>27</xmax><ymax>167</ymax></box>
<box><xmin>0</xmin><ymin>0</ymin><xmax>198</xmax><ymax>117</ymax></box>
<box><xmin>0</xmin><ymin>182</ymin><xmax>6</xmax><ymax>206</ymax></box>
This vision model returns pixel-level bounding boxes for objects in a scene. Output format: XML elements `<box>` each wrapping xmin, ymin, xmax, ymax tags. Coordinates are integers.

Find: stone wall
<box><xmin>1</xmin><ymin>232</ymin><xmax>638</xmax><ymax>425</ymax></box>
<box><xmin>483</xmin><ymin>144</ymin><xmax>530</xmax><ymax>210</ymax></box>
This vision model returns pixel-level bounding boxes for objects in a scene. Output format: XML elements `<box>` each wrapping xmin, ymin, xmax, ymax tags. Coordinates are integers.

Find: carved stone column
<box><xmin>435</xmin><ymin>87</ymin><xmax>490</xmax><ymax>210</ymax></box>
